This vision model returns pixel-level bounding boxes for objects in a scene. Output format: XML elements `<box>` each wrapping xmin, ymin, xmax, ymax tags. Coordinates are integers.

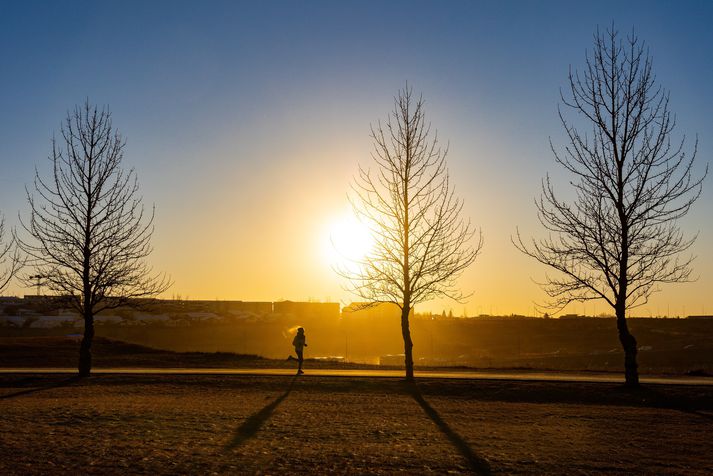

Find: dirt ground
<box><xmin>1</xmin><ymin>374</ymin><xmax>711</xmax><ymax>475</ymax></box>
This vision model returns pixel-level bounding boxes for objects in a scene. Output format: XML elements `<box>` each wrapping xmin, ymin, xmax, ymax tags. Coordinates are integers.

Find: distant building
<box><xmin>342</xmin><ymin>302</ymin><xmax>412</xmax><ymax>320</ymax></box>
<box><xmin>22</xmin><ymin>294</ymin><xmax>74</xmax><ymax>302</ymax></box>
<box><xmin>232</xmin><ymin>301</ymin><xmax>274</xmax><ymax>314</ymax></box>
<box><xmin>0</xmin><ymin>296</ymin><xmax>22</xmax><ymax>304</ymax></box>
<box><xmin>203</xmin><ymin>300</ymin><xmax>272</xmax><ymax>315</ymax></box>
<box><xmin>161</xmin><ymin>299</ymin><xmax>273</xmax><ymax>315</ymax></box>
<box><xmin>273</xmin><ymin>301</ymin><xmax>340</xmax><ymax>321</ymax></box>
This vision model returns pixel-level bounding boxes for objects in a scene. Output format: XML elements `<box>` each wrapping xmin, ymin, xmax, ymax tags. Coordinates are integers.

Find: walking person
<box><xmin>292</xmin><ymin>327</ymin><xmax>307</xmax><ymax>375</ymax></box>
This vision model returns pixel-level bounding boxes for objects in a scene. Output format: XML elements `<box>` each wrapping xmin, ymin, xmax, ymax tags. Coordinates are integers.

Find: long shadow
<box><xmin>630</xmin><ymin>386</ymin><xmax>713</xmax><ymax>422</ymax></box>
<box><xmin>407</xmin><ymin>382</ymin><xmax>492</xmax><ymax>475</ymax></box>
<box><xmin>225</xmin><ymin>376</ymin><xmax>297</xmax><ymax>450</ymax></box>
<box><xmin>0</xmin><ymin>376</ymin><xmax>81</xmax><ymax>400</ymax></box>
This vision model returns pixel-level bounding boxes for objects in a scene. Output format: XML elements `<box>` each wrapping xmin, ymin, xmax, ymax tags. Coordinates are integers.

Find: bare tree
<box><xmin>0</xmin><ymin>216</ymin><xmax>21</xmax><ymax>293</ymax></box>
<box><xmin>343</xmin><ymin>86</ymin><xmax>482</xmax><ymax>381</ymax></box>
<box><xmin>20</xmin><ymin>102</ymin><xmax>170</xmax><ymax>377</ymax></box>
<box><xmin>515</xmin><ymin>26</ymin><xmax>707</xmax><ymax>386</ymax></box>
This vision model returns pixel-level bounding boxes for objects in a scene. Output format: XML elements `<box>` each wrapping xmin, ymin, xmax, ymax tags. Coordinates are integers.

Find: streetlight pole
<box><xmin>29</xmin><ymin>275</ymin><xmax>43</xmax><ymax>296</ymax></box>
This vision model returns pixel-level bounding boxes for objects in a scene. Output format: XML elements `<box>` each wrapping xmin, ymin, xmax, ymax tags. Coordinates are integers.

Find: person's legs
<box><xmin>296</xmin><ymin>349</ymin><xmax>304</xmax><ymax>373</ymax></box>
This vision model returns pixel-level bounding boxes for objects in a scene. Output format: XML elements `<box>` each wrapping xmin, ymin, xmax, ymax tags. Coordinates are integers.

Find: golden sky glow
<box><xmin>0</xmin><ymin>3</ymin><xmax>710</xmax><ymax>317</ymax></box>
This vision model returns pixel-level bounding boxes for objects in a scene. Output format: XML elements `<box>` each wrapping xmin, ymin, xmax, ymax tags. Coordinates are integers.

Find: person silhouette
<box><xmin>292</xmin><ymin>327</ymin><xmax>307</xmax><ymax>375</ymax></box>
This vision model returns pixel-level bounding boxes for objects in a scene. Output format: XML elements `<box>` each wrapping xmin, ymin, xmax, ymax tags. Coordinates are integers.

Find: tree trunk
<box><xmin>401</xmin><ymin>304</ymin><xmax>414</xmax><ymax>381</ymax></box>
<box><xmin>616</xmin><ymin>305</ymin><xmax>639</xmax><ymax>386</ymax></box>
<box><xmin>78</xmin><ymin>310</ymin><xmax>94</xmax><ymax>378</ymax></box>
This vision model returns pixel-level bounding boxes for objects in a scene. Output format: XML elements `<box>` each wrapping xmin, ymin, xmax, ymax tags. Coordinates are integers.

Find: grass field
<box><xmin>1</xmin><ymin>373</ymin><xmax>712</xmax><ymax>475</ymax></box>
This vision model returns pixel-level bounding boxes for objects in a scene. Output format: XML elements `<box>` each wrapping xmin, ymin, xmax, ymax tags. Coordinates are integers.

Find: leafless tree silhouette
<box><xmin>342</xmin><ymin>86</ymin><xmax>482</xmax><ymax>381</ymax></box>
<box><xmin>0</xmin><ymin>216</ymin><xmax>21</xmax><ymax>293</ymax></box>
<box><xmin>20</xmin><ymin>102</ymin><xmax>171</xmax><ymax>377</ymax></box>
<box><xmin>515</xmin><ymin>26</ymin><xmax>707</xmax><ymax>386</ymax></box>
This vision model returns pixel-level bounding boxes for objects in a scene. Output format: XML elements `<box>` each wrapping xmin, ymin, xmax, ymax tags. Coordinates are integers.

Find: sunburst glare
<box><xmin>322</xmin><ymin>212</ymin><xmax>374</xmax><ymax>272</ymax></box>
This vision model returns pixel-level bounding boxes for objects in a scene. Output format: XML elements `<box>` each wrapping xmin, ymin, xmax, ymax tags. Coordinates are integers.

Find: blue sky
<box><xmin>0</xmin><ymin>1</ymin><xmax>710</xmax><ymax>315</ymax></box>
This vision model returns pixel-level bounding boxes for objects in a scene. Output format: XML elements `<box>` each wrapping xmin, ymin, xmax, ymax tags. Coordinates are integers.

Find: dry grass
<box><xmin>1</xmin><ymin>374</ymin><xmax>712</xmax><ymax>475</ymax></box>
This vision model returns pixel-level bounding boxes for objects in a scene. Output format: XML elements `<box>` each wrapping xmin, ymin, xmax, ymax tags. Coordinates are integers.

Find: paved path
<box><xmin>1</xmin><ymin>367</ymin><xmax>712</xmax><ymax>385</ymax></box>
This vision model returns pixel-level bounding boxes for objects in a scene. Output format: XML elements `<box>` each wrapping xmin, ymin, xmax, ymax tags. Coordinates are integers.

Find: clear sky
<box><xmin>0</xmin><ymin>1</ymin><xmax>710</xmax><ymax>316</ymax></box>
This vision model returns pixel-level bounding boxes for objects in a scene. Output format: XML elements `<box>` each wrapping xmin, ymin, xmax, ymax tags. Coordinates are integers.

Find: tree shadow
<box><xmin>0</xmin><ymin>376</ymin><xmax>81</xmax><ymax>400</ymax></box>
<box><xmin>625</xmin><ymin>385</ymin><xmax>713</xmax><ymax>422</ymax></box>
<box><xmin>225</xmin><ymin>376</ymin><xmax>297</xmax><ymax>450</ymax></box>
<box><xmin>407</xmin><ymin>382</ymin><xmax>492</xmax><ymax>475</ymax></box>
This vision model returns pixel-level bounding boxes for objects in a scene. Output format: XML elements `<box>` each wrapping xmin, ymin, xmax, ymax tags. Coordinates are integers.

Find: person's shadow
<box><xmin>225</xmin><ymin>376</ymin><xmax>297</xmax><ymax>450</ymax></box>
<box><xmin>406</xmin><ymin>382</ymin><xmax>492</xmax><ymax>475</ymax></box>
<box><xmin>0</xmin><ymin>376</ymin><xmax>80</xmax><ymax>400</ymax></box>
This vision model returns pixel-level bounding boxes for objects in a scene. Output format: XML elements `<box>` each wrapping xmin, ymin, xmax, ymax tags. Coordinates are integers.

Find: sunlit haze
<box><xmin>0</xmin><ymin>1</ymin><xmax>710</xmax><ymax>316</ymax></box>
<box><xmin>322</xmin><ymin>210</ymin><xmax>375</xmax><ymax>273</ymax></box>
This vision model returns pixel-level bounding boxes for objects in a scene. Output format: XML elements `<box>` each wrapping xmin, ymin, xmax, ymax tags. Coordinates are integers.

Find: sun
<box><xmin>322</xmin><ymin>212</ymin><xmax>375</xmax><ymax>270</ymax></box>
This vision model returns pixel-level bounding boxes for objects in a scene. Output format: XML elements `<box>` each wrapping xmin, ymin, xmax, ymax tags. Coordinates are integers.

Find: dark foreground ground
<box><xmin>1</xmin><ymin>373</ymin><xmax>712</xmax><ymax>475</ymax></box>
